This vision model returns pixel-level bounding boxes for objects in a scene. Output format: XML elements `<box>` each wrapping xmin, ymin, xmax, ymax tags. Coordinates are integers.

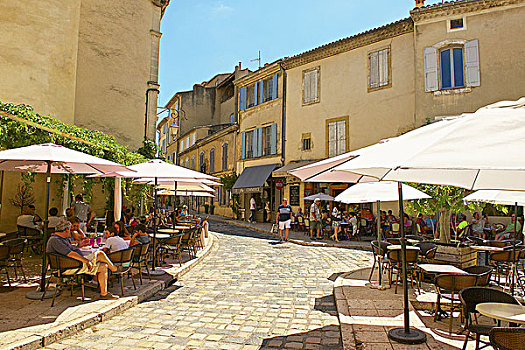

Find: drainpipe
<box><xmin>144</xmin><ymin>87</ymin><xmax>160</xmax><ymax>140</ymax></box>
<box><xmin>278</xmin><ymin>62</ymin><xmax>287</xmax><ymax>166</ymax></box>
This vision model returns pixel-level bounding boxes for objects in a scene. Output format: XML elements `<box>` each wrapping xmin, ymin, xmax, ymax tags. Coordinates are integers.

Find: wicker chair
<box><xmin>416</xmin><ymin>242</ymin><xmax>438</xmax><ymax>263</ymax></box>
<box><xmin>434</xmin><ymin>273</ymin><xmax>478</xmax><ymax>334</ymax></box>
<box><xmin>17</xmin><ymin>226</ymin><xmax>43</xmax><ymax>254</ymax></box>
<box><xmin>489</xmin><ymin>250</ymin><xmax>520</xmax><ymax>287</ymax></box>
<box><xmin>131</xmin><ymin>243</ymin><xmax>150</xmax><ymax>285</ymax></box>
<box><xmin>490</xmin><ymin>327</ymin><xmax>525</xmax><ymax>350</ymax></box>
<box><xmin>3</xmin><ymin>238</ymin><xmax>27</xmax><ymax>282</ymax></box>
<box><xmin>43</xmin><ymin>253</ymin><xmax>85</xmax><ymax>306</ymax></box>
<box><xmin>368</xmin><ymin>241</ymin><xmax>391</xmax><ymax>282</ymax></box>
<box><xmin>161</xmin><ymin>236</ymin><xmax>183</xmax><ymax>266</ymax></box>
<box><xmin>386</xmin><ymin>248</ymin><xmax>419</xmax><ymax>294</ymax></box>
<box><xmin>108</xmin><ymin>247</ymin><xmax>136</xmax><ymax>296</ymax></box>
<box><xmin>460</xmin><ymin>287</ymin><xmax>519</xmax><ymax>350</ymax></box>
<box><xmin>0</xmin><ymin>245</ymin><xmax>11</xmax><ymax>287</ymax></box>
<box><xmin>463</xmin><ymin>266</ymin><xmax>493</xmax><ymax>287</ymax></box>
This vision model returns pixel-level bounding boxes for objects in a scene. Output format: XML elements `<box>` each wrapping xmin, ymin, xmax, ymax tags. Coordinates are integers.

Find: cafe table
<box><xmin>387</xmin><ymin>245</ymin><xmax>420</xmax><ymax>251</ymax></box>
<box><xmin>476</xmin><ymin>302</ymin><xmax>525</xmax><ymax>324</ymax></box>
<box><xmin>416</xmin><ymin>263</ymin><xmax>467</xmax><ymax>291</ymax></box>
<box><xmin>148</xmin><ymin>233</ymin><xmax>171</xmax><ymax>239</ymax></box>
<box><xmin>470</xmin><ymin>245</ymin><xmax>504</xmax><ymax>265</ymax></box>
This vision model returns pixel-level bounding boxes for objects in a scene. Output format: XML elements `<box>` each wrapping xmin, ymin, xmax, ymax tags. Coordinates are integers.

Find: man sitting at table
<box><xmin>495</xmin><ymin>214</ymin><xmax>522</xmax><ymax>241</ymax></box>
<box><xmin>46</xmin><ymin>220</ymin><xmax>120</xmax><ymax>299</ymax></box>
<box><xmin>103</xmin><ymin>227</ymin><xmax>129</xmax><ymax>254</ymax></box>
<box><xmin>17</xmin><ymin>205</ymin><xmax>42</xmax><ymax>232</ymax></box>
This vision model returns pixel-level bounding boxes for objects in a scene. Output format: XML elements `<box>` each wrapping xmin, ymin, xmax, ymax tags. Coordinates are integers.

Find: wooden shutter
<box><xmin>209</xmin><ymin>149</ymin><xmax>215</xmax><ymax>173</ymax></box>
<box><xmin>337</xmin><ymin>120</ymin><xmax>346</xmax><ymax>155</ymax></box>
<box><xmin>257</xmin><ymin>128</ymin><xmax>263</xmax><ymax>157</ymax></box>
<box><xmin>424</xmin><ymin>47</ymin><xmax>439</xmax><ymax>92</ymax></box>
<box><xmin>328</xmin><ymin>122</ymin><xmax>336</xmax><ymax>157</ymax></box>
<box><xmin>241</xmin><ymin>132</ymin><xmax>246</xmax><ymax>159</ymax></box>
<box><xmin>272</xmin><ymin>73</ymin><xmax>278</xmax><ymax>100</ymax></box>
<box><xmin>380</xmin><ymin>49</ymin><xmax>389</xmax><ymax>86</ymax></box>
<box><xmin>253</xmin><ymin>83</ymin><xmax>258</xmax><ymax>106</ymax></box>
<box><xmin>258</xmin><ymin>81</ymin><xmax>264</xmax><ymax>104</ymax></box>
<box><xmin>311</xmin><ymin>70</ymin><xmax>318</xmax><ymax>101</ymax></box>
<box><xmin>239</xmin><ymin>87</ymin><xmax>247</xmax><ymax>109</ymax></box>
<box><xmin>270</xmin><ymin>124</ymin><xmax>277</xmax><ymax>155</ymax></box>
<box><xmin>465</xmin><ymin>39</ymin><xmax>480</xmax><ymax>87</ymax></box>
<box><xmin>369</xmin><ymin>51</ymin><xmax>379</xmax><ymax>88</ymax></box>
<box><xmin>252</xmin><ymin>129</ymin><xmax>257</xmax><ymax>157</ymax></box>
<box><xmin>303</xmin><ymin>71</ymin><xmax>311</xmax><ymax>103</ymax></box>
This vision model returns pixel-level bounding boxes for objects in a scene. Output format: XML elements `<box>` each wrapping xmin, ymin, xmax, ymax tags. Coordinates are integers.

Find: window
<box><xmin>262</xmin><ymin>125</ymin><xmax>272</xmax><ymax>156</ymax></box>
<box><xmin>247</xmin><ymin>86</ymin><xmax>255</xmax><ymax>108</ymax></box>
<box><xmin>303</xmin><ymin>67</ymin><xmax>319</xmax><ymax>104</ymax></box>
<box><xmin>241</xmin><ymin>124</ymin><xmax>277</xmax><ymax>159</ymax></box>
<box><xmin>222</xmin><ymin>143</ymin><xmax>228</xmax><ymax>171</ymax></box>
<box><xmin>369</xmin><ymin>48</ymin><xmax>390</xmax><ymax>90</ymax></box>
<box><xmin>192</xmin><ymin>133</ymin><xmax>195</xmax><ymax>145</ymax></box>
<box><xmin>191</xmin><ymin>156</ymin><xmax>195</xmax><ymax>170</ymax></box>
<box><xmin>450</xmin><ymin>18</ymin><xmax>463</xmax><ymax>30</ymax></box>
<box><xmin>185</xmin><ymin>158</ymin><xmax>189</xmax><ymax>168</ymax></box>
<box><xmin>245</xmin><ymin>130</ymin><xmax>254</xmax><ymax>158</ymax></box>
<box><xmin>162</xmin><ymin>140</ymin><xmax>166</xmax><ymax>154</ymax></box>
<box><xmin>302</xmin><ymin>138</ymin><xmax>311</xmax><ymax>151</ymax></box>
<box><xmin>424</xmin><ymin>40</ymin><xmax>480</xmax><ymax>92</ymax></box>
<box><xmin>239</xmin><ymin>74</ymin><xmax>278</xmax><ymax>110</ymax></box>
<box><xmin>326</xmin><ymin>118</ymin><xmax>347</xmax><ymax>157</ymax></box>
<box><xmin>209</xmin><ymin>148</ymin><xmax>215</xmax><ymax>173</ymax></box>
<box><xmin>180</xmin><ymin>139</ymin><xmax>184</xmax><ymax>151</ymax></box>
<box><xmin>199</xmin><ymin>152</ymin><xmax>205</xmax><ymax>172</ymax></box>
<box><xmin>230</xmin><ymin>113</ymin><xmax>235</xmax><ymax>124</ymax></box>
<box><xmin>187</xmin><ymin>136</ymin><xmax>191</xmax><ymax>147</ymax></box>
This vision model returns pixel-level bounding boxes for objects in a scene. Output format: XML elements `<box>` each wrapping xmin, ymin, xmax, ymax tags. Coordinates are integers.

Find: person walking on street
<box><xmin>310</xmin><ymin>198</ymin><xmax>322</xmax><ymax>240</ymax></box>
<box><xmin>249</xmin><ymin>196</ymin><xmax>257</xmax><ymax>223</ymax></box>
<box><xmin>277</xmin><ymin>198</ymin><xmax>293</xmax><ymax>241</ymax></box>
<box><xmin>71</xmin><ymin>194</ymin><xmax>93</xmax><ymax>232</ymax></box>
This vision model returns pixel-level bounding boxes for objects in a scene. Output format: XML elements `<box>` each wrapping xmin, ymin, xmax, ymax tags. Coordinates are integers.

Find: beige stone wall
<box><xmin>0</xmin><ymin>0</ymin><xmax>81</xmax><ymax>124</ymax></box>
<box><xmin>285</xmin><ymin>32</ymin><xmax>416</xmax><ymax>162</ymax></box>
<box><xmin>74</xmin><ymin>0</ymin><xmax>161</xmax><ymax>150</ymax></box>
<box><xmin>414</xmin><ymin>5</ymin><xmax>525</xmax><ymax>120</ymax></box>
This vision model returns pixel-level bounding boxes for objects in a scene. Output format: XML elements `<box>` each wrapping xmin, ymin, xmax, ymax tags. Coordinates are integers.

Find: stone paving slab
<box><xmin>0</xmin><ymin>234</ymin><xmax>215</xmax><ymax>350</ymax></box>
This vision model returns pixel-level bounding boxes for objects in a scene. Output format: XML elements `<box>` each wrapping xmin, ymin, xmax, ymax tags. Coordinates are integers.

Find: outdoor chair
<box><xmin>131</xmin><ymin>243</ymin><xmax>150</xmax><ymax>285</ymax></box>
<box><xmin>43</xmin><ymin>253</ymin><xmax>86</xmax><ymax>307</ymax></box>
<box><xmin>368</xmin><ymin>241</ymin><xmax>390</xmax><ymax>282</ymax></box>
<box><xmin>386</xmin><ymin>238</ymin><xmax>401</xmax><ymax>245</ymax></box>
<box><xmin>0</xmin><ymin>232</ymin><xmax>18</xmax><ymax>243</ymax></box>
<box><xmin>434</xmin><ymin>273</ymin><xmax>478</xmax><ymax>334</ymax></box>
<box><xmin>416</xmin><ymin>242</ymin><xmax>438</xmax><ymax>264</ymax></box>
<box><xmin>0</xmin><ymin>245</ymin><xmax>12</xmax><ymax>287</ymax></box>
<box><xmin>390</xmin><ymin>223</ymin><xmax>400</xmax><ymax>237</ymax></box>
<box><xmin>180</xmin><ymin>227</ymin><xmax>198</xmax><ymax>259</ymax></box>
<box><xmin>4</xmin><ymin>238</ymin><xmax>27</xmax><ymax>282</ymax></box>
<box><xmin>490</xmin><ymin>327</ymin><xmax>525</xmax><ymax>350</ymax></box>
<box><xmin>489</xmin><ymin>250</ymin><xmax>520</xmax><ymax>288</ymax></box>
<box><xmin>108</xmin><ymin>247</ymin><xmax>136</xmax><ymax>296</ymax></box>
<box><xmin>460</xmin><ymin>287</ymin><xmax>520</xmax><ymax>350</ymax></box>
<box><xmin>161</xmin><ymin>236</ymin><xmax>183</xmax><ymax>266</ymax></box>
<box><xmin>386</xmin><ymin>248</ymin><xmax>419</xmax><ymax>294</ymax></box>
<box><xmin>304</xmin><ymin>218</ymin><xmax>310</xmax><ymax>234</ymax></box>
<box><xmin>17</xmin><ymin>226</ymin><xmax>43</xmax><ymax>254</ymax></box>
<box><xmin>463</xmin><ymin>266</ymin><xmax>493</xmax><ymax>287</ymax></box>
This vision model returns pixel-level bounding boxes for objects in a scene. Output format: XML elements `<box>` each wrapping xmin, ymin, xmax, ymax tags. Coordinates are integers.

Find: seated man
<box><xmin>495</xmin><ymin>214</ymin><xmax>522</xmax><ymax>241</ymax></box>
<box><xmin>17</xmin><ymin>205</ymin><xmax>42</xmax><ymax>231</ymax></box>
<box><xmin>47</xmin><ymin>207</ymin><xmax>65</xmax><ymax>230</ymax></box>
<box><xmin>456</xmin><ymin>214</ymin><xmax>469</xmax><ymax>238</ymax></box>
<box><xmin>103</xmin><ymin>227</ymin><xmax>129</xmax><ymax>254</ymax></box>
<box><xmin>46</xmin><ymin>220</ymin><xmax>119</xmax><ymax>299</ymax></box>
<box><xmin>129</xmin><ymin>224</ymin><xmax>151</xmax><ymax>246</ymax></box>
<box><xmin>349</xmin><ymin>212</ymin><xmax>358</xmax><ymax>237</ymax></box>
<box><xmin>424</xmin><ymin>214</ymin><xmax>437</xmax><ymax>237</ymax></box>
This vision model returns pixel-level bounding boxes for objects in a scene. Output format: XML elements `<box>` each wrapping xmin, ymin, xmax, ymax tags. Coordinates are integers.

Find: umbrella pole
<box><xmin>388</xmin><ymin>182</ymin><xmax>426</xmax><ymax>344</ymax></box>
<box><xmin>147</xmin><ymin>177</ymin><xmax>163</xmax><ymax>275</ymax></box>
<box><xmin>27</xmin><ymin>161</ymin><xmax>54</xmax><ymax>300</ymax></box>
<box><xmin>511</xmin><ymin>202</ymin><xmax>518</xmax><ymax>295</ymax></box>
<box><xmin>376</xmin><ymin>200</ymin><xmax>383</xmax><ymax>286</ymax></box>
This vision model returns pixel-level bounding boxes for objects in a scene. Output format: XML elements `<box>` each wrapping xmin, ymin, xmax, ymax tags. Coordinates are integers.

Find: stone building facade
<box><xmin>0</xmin><ymin>0</ymin><xmax>169</xmax><ymax>150</ymax></box>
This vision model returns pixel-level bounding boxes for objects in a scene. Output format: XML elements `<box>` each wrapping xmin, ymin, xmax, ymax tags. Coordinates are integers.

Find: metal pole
<box><xmin>376</xmin><ymin>200</ymin><xmax>382</xmax><ymax>285</ymax></box>
<box><xmin>152</xmin><ymin>177</ymin><xmax>158</xmax><ymax>269</ymax></box>
<box><xmin>511</xmin><ymin>202</ymin><xmax>518</xmax><ymax>295</ymax></box>
<box><xmin>40</xmin><ymin>161</ymin><xmax>52</xmax><ymax>291</ymax></box>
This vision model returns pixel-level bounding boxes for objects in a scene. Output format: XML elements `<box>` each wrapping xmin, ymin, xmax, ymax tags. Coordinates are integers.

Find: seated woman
<box><xmin>129</xmin><ymin>224</ymin><xmax>151</xmax><ymax>246</ymax></box>
<box><xmin>103</xmin><ymin>226</ymin><xmax>129</xmax><ymax>254</ymax></box>
<box><xmin>495</xmin><ymin>214</ymin><xmax>522</xmax><ymax>241</ymax></box>
<box><xmin>471</xmin><ymin>212</ymin><xmax>486</xmax><ymax>239</ymax></box>
<box><xmin>113</xmin><ymin>221</ymin><xmax>131</xmax><ymax>241</ymax></box>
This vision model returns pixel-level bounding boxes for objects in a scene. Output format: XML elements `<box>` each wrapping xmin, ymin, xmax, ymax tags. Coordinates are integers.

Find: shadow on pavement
<box><xmin>259</xmin><ymin>325</ymin><xmax>342</xmax><ymax>349</ymax></box>
<box><xmin>314</xmin><ymin>294</ymin><xmax>339</xmax><ymax>317</ymax></box>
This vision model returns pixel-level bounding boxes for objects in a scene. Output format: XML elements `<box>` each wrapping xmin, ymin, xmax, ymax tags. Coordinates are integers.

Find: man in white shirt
<box><xmin>17</xmin><ymin>205</ymin><xmax>42</xmax><ymax>231</ymax></box>
<box><xmin>103</xmin><ymin>227</ymin><xmax>129</xmax><ymax>254</ymax></box>
<box><xmin>71</xmin><ymin>194</ymin><xmax>93</xmax><ymax>232</ymax></box>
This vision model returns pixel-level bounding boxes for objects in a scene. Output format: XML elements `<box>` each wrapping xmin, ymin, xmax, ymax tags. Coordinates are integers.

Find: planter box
<box><xmin>433</xmin><ymin>244</ymin><xmax>477</xmax><ymax>268</ymax></box>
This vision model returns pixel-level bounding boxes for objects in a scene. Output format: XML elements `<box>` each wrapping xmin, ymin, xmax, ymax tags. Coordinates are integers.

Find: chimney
<box><xmin>415</xmin><ymin>0</ymin><xmax>425</xmax><ymax>7</ymax></box>
<box><xmin>238</xmin><ymin>61</ymin><xmax>242</xmax><ymax>70</ymax></box>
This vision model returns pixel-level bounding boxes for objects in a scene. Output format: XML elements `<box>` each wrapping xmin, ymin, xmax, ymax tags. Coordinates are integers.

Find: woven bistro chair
<box><xmin>386</xmin><ymin>248</ymin><xmax>419</xmax><ymax>294</ymax></box>
<box><xmin>460</xmin><ymin>287</ymin><xmax>520</xmax><ymax>350</ymax></box>
<box><xmin>490</xmin><ymin>327</ymin><xmax>525</xmax><ymax>350</ymax></box>
<box><xmin>416</xmin><ymin>242</ymin><xmax>438</xmax><ymax>264</ymax></box>
<box><xmin>108</xmin><ymin>247</ymin><xmax>136</xmax><ymax>296</ymax></box>
<box><xmin>0</xmin><ymin>245</ymin><xmax>12</xmax><ymax>287</ymax></box>
<box><xmin>368</xmin><ymin>241</ymin><xmax>391</xmax><ymax>282</ymax></box>
<box><xmin>4</xmin><ymin>238</ymin><xmax>27</xmax><ymax>282</ymax></box>
<box><xmin>17</xmin><ymin>226</ymin><xmax>43</xmax><ymax>254</ymax></box>
<box><xmin>489</xmin><ymin>250</ymin><xmax>520</xmax><ymax>288</ymax></box>
<box><xmin>463</xmin><ymin>266</ymin><xmax>493</xmax><ymax>287</ymax></box>
<box><xmin>131</xmin><ymin>243</ymin><xmax>150</xmax><ymax>285</ymax></box>
<box><xmin>161</xmin><ymin>236</ymin><xmax>183</xmax><ymax>266</ymax></box>
<box><xmin>434</xmin><ymin>273</ymin><xmax>478</xmax><ymax>334</ymax></box>
<box><xmin>43</xmin><ymin>253</ymin><xmax>86</xmax><ymax>306</ymax></box>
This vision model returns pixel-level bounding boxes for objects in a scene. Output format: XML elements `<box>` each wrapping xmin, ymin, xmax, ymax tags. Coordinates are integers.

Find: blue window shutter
<box><xmin>252</xmin><ymin>129</ymin><xmax>257</xmax><ymax>157</ymax></box>
<box><xmin>453</xmin><ymin>48</ymin><xmax>464</xmax><ymax>87</ymax></box>
<box><xmin>270</xmin><ymin>124</ymin><xmax>277</xmax><ymax>155</ymax></box>
<box><xmin>440</xmin><ymin>49</ymin><xmax>452</xmax><ymax>89</ymax></box>
<box><xmin>257</xmin><ymin>128</ymin><xmax>263</xmax><ymax>157</ymax></box>
<box><xmin>258</xmin><ymin>81</ymin><xmax>264</xmax><ymax>104</ymax></box>
<box><xmin>241</xmin><ymin>132</ymin><xmax>246</xmax><ymax>159</ymax></box>
<box><xmin>253</xmin><ymin>83</ymin><xmax>258</xmax><ymax>106</ymax></box>
<box><xmin>272</xmin><ymin>73</ymin><xmax>278</xmax><ymax>100</ymax></box>
<box><xmin>239</xmin><ymin>87</ymin><xmax>247</xmax><ymax>109</ymax></box>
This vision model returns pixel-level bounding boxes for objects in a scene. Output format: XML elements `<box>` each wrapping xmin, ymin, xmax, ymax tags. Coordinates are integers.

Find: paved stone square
<box><xmin>42</xmin><ymin>220</ymin><xmax>372</xmax><ymax>350</ymax></box>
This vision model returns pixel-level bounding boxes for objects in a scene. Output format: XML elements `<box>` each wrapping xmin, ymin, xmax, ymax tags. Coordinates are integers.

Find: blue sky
<box><xmin>158</xmin><ymin>0</ymin><xmax>444</xmax><ymax>106</ymax></box>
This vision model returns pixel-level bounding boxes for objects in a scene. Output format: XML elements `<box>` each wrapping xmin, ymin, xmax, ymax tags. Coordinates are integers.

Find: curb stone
<box><xmin>0</xmin><ymin>233</ymin><xmax>216</xmax><ymax>350</ymax></box>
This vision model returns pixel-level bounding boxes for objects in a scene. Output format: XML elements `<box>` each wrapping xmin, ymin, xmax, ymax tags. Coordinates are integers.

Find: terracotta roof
<box><xmin>410</xmin><ymin>0</ymin><xmax>523</xmax><ymax>20</ymax></box>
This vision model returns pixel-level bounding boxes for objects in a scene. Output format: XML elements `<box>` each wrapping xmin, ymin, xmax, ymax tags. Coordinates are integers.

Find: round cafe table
<box><xmin>148</xmin><ymin>233</ymin><xmax>171</xmax><ymax>239</ymax></box>
<box><xmin>470</xmin><ymin>245</ymin><xmax>504</xmax><ymax>265</ymax></box>
<box><xmin>387</xmin><ymin>245</ymin><xmax>420</xmax><ymax>251</ymax></box>
<box><xmin>476</xmin><ymin>302</ymin><xmax>525</xmax><ymax>324</ymax></box>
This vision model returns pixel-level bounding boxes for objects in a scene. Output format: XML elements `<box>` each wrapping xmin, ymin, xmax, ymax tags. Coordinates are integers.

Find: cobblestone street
<box><xmin>44</xmin><ymin>220</ymin><xmax>372</xmax><ymax>350</ymax></box>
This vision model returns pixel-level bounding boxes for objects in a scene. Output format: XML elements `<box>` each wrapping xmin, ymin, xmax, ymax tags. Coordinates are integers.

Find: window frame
<box><xmin>302</xmin><ymin>66</ymin><xmax>320</xmax><ymax>105</ymax></box>
<box><xmin>447</xmin><ymin>17</ymin><xmax>466</xmax><ymax>32</ymax></box>
<box><xmin>245</xmin><ymin>130</ymin><xmax>254</xmax><ymax>159</ymax></box>
<box><xmin>209</xmin><ymin>148</ymin><xmax>215</xmax><ymax>174</ymax></box>
<box><xmin>439</xmin><ymin>46</ymin><xmax>465</xmax><ymax>90</ymax></box>
<box><xmin>222</xmin><ymin>143</ymin><xmax>228</xmax><ymax>171</ymax></box>
<box><xmin>368</xmin><ymin>46</ymin><xmax>392</xmax><ymax>92</ymax></box>
<box><xmin>325</xmin><ymin>116</ymin><xmax>349</xmax><ymax>158</ymax></box>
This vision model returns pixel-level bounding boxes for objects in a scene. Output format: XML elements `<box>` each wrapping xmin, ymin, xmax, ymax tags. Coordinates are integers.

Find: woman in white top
<box><xmin>103</xmin><ymin>227</ymin><xmax>129</xmax><ymax>254</ymax></box>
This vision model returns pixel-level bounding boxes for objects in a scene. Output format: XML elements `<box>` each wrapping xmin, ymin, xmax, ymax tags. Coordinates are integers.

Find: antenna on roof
<box><xmin>251</xmin><ymin>50</ymin><xmax>261</xmax><ymax>69</ymax></box>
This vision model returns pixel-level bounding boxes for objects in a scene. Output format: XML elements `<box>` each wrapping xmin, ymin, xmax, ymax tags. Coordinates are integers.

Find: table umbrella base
<box><xmin>142</xmin><ymin>267</ymin><xmax>165</xmax><ymax>276</ymax></box>
<box><xmin>388</xmin><ymin>327</ymin><xmax>426</xmax><ymax>344</ymax></box>
<box><xmin>26</xmin><ymin>288</ymin><xmax>58</xmax><ymax>300</ymax></box>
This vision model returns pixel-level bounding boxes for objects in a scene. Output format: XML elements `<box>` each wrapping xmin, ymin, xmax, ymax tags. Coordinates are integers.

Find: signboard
<box><xmin>232</xmin><ymin>186</ymin><xmax>264</xmax><ymax>194</ymax></box>
<box><xmin>275</xmin><ymin>180</ymin><xmax>284</xmax><ymax>190</ymax></box>
<box><xmin>290</xmin><ymin>186</ymin><xmax>300</xmax><ymax>206</ymax></box>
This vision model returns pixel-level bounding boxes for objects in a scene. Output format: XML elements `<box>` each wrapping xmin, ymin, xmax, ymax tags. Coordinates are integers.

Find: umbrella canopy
<box><xmin>335</xmin><ymin>98</ymin><xmax>525</xmax><ymax>190</ymax></box>
<box><xmin>335</xmin><ymin>181</ymin><xmax>430</xmax><ymax>204</ymax></box>
<box><xmin>158</xmin><ymin>189</ymin><xmax>215</xmax><ymax>198</ymax></box>
<box><xmin>0</xmin><ymin>143</ymin><xmax>131</xmax><ymax>173</ymax></box>
<box><xmin>464</xmin><ymin>190</ymin><xmax>525</xmax><ymax>206</ymax></box>
<box><xmin>114</xmin><ymin>159</ymin><xmax>217</xmax><ymax>181</ymax></box>
<box><xmin>158</xmin><ymin>183</ymin><xmax>215</xmax><ymax>193</ymax></box>
<box><xmin>303</xmin><ymin>193</ymin><xmax>334</xmax><ymax>201</ymax></box>
<box><xmin>134</xmin><ymin>178</ymin><xmax>222</xmax><ymax>186</ymax></box>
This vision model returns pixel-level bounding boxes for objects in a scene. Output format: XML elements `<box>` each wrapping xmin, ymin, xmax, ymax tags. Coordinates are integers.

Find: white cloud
<box><xmin>211</xmin><ymin>2</ymin><xmax>234</xmax><ymax>16</ymax></box>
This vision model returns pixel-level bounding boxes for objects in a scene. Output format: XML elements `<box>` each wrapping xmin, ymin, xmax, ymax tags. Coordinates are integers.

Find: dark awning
<box><xmin>232</xmin><ymin>164</ymin><xmax>278</xmax><ymax>194</ymax></box>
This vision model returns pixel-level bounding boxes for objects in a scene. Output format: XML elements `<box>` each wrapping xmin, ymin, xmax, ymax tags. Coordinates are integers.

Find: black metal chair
<box><xmin>17</xmin><ymin>226</ymin><xmax>43</xmax><ymax>254</ymax></box>
<box><xmin>3</xmin><ymin>238</ymin><xmax>27</xmax><ymax>282</ymax></box>
<box><xmin>416</xmin><ymin>242</ymin><xmax>438</xmax><ymax>263</ymax></box>
<box><xmin>131</xmin><ymin>243</ymin><xmax>151</xmax><ymax>285</ymax></box>
<box><xmin>460</xmin><ymin>287</ymin><xmax>520</xmax><ymax>350</ymax></box>
<box><xmin>43</xmin><ymin>253</ymin><xmax>85</xmax><ymax>306</ymax></box>
<box><xmin>386</xmin><ymin>248</ymin><xmax>419</xmax><ymax>294</ymax></box>
<box><xmin>368</xmin><ymin>241</ymin><xmax>390</xmax><ymax>282</ymax></box>
<box><xmin>108</xmin><ymin>247</ymin><xmax>136</xmax><ymax>296</ymax></box>
<box><xmin>463</xmin><ymin>265</ymin><xmax>493</xmax><ymax>287</ymax></box>
<box><xmin>0</xmin><ymin>245</ymin><xmax>12</xmax><ymax>287</ymax></box>
<box><xmin>489</xmin><ymin>327</ymin><xmax>525</xmax><ymax>350</ymax></box>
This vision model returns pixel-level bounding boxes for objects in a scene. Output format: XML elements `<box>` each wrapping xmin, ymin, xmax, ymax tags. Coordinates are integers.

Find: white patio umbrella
<box><xmin>303</xmin><ymin>193</ymin><xmax>335</xmax><ymax>201</ymax></box>
<box><xmin>335</xmin><ymin>182</ymin><xmax>430</xmax><ymax>203</ymax></box>
<box><xmin>114</xmin><ymin>178</ymin><xmax>122</xmax><ymax>222</ymax></box>
<box><xmin>0</xmin><ymin>143</ymin><xmax>131</xmax><ymax>298</ymax></box>
<box><xmin>464</xmin><ymin>190</ymin><xmax>525</xmax><ymax>206</ymax></box>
